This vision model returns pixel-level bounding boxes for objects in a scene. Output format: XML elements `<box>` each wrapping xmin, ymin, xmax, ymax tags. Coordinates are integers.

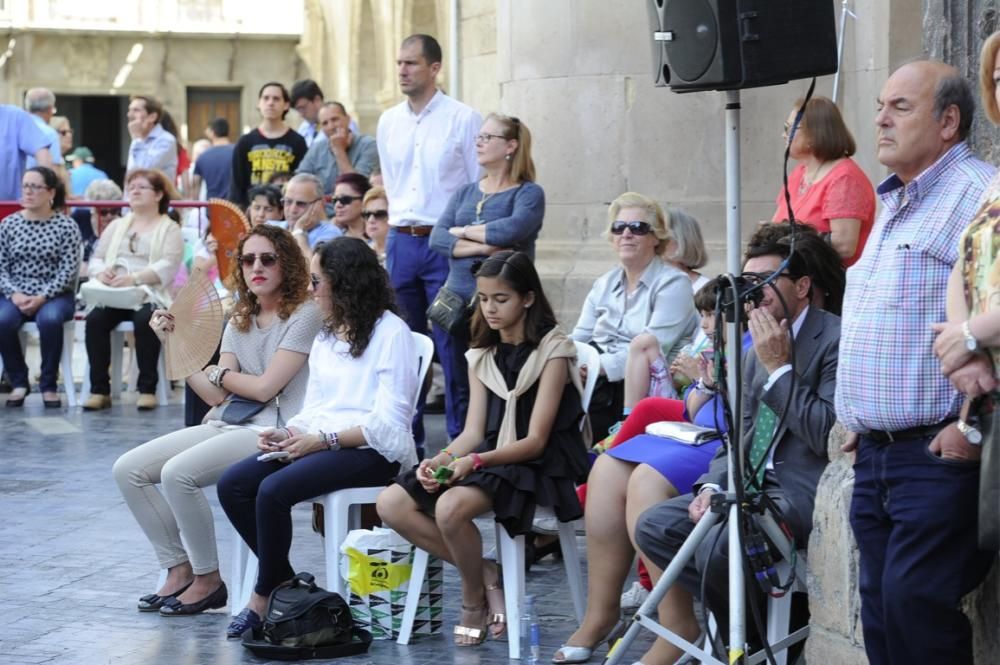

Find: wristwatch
<box><xmin>957</xmin><ymin>418</ymin><xmax>983</xmax><ymax>445</ymax></box>
<box><xmin>962</xmin><ymin>320</ymin><xmax>979</xmax><ymax>352</ymax></box>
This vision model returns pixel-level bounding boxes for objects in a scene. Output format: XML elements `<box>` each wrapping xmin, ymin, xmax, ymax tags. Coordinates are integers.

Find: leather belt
<box><xmin>393</xmin><ymin>225</ymin><xmax>433</xmax><ymax>237</ymax></box>
<box><xmin>865</xmin><ymin>420</ymin><xmax>955</xmax><ymax>443</ymax></box>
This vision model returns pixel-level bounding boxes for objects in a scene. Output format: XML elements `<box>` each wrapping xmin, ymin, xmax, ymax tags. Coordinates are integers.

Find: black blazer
<box><xmin>696</xmin><ymin>307</ymin><xmax>840</xmax><ymax>534</ymax></box>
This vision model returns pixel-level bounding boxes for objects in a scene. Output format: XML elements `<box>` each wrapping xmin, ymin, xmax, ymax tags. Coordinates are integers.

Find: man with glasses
<box><xmin>297</xmin><ymin>102</ymin><xmax>378</xmax><ymax>214</ymax></box>
<box><xmin>283</xmin><ymin>173</ymin><xmax>341</xmax><ymax>259</ymax></box>
<box><xmin>620</xmin><ymin>230</ymin><xmax>841</xmax><ymax>665</ymax></box>
<box><xmin>377</xmin><ymin>33</ymin><xmax>481</xmax><ymax>456</ymax></box>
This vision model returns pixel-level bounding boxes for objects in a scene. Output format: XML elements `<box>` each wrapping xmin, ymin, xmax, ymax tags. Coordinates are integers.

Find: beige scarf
<box><xmin>466</xmin><ymin>327</ymin><xmax>587</xmax><ymax>449</ymax></box>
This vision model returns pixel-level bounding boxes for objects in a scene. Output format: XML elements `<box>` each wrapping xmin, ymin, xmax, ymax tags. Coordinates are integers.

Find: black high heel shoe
<box><xmin>5</xmin><ymin>386</ymin><xmax>29</xmax><ymax>407</ymax></box>
<box><xmin>159</xmin><ymin>582</ymin><xmax>228</xmax><ymax>616</ymax></box>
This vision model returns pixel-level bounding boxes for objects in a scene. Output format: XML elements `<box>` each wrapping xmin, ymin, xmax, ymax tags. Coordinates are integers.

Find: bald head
<box><xmin>875</xmin><ymin>60</ymin><xmax>974</xmax><ymax>183</ymax></box>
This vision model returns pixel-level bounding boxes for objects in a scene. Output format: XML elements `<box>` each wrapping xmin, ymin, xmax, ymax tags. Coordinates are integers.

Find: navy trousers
<box><xmin>0</xmin><ymin>293</ymin><xmax>75</xmax><ymax>393</ymax></box>
<box><xmin>386</xmin><ymin>230</ymin><xmax>469</xmax><ymax>447</ymax></box>
<box><xmin>217</xmin><ymin>448</ymin><xmax>399</xmax><ymax>597</ymax></box>
<box><xmin>851</xmin><ymin>434</ymin><xmax>995</xmax><ymax>665</ymax></box>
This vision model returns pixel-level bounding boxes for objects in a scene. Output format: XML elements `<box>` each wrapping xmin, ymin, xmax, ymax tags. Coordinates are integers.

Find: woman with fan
<box><xmin>217</xmin><ymin>236</ymin><xmax>419</xmax><ymax>639</ymax></box>
<box><xmin>112</xmin><ymin>224</ymin><xmax>323</xmax><ymax>617</ymax></box>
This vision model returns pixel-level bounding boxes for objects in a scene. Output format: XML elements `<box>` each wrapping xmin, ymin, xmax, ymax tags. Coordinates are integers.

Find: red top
<box><xmin>772</xmin><ymin>158</ymin><xmax>875</xmax><ymax>267</ymax></box>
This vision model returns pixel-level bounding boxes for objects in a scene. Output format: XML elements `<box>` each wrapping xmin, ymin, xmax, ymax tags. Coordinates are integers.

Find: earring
<box><xmin>505</xmin><ymin>154</ymin><xmax>512</xmax><ymax>161</ymax></box>
<box><xmin>50</xmin><ymin>199</ymin><xmax>54</xmax><ymax>206</ymax></box>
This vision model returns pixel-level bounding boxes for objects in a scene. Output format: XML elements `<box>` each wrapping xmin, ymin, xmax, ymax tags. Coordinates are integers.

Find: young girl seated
<box><xmin>377</xmin><ymin>250</ymin><xmax>589</xmax><ymax>647</ymax></box>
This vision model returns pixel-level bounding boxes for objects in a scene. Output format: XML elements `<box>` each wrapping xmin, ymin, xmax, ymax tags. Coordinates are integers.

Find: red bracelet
<box><xmin>470</xmin><ymin>452</ymin><xmax>484</xmax><ymax>471</ymax></box>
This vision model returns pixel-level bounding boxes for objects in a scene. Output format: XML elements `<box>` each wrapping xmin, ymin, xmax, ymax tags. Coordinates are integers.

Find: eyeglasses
<box><xmin>474</xmin><ymin>133</ymin><xmax>507</xmax><ymax>144</ymax></box>
<box><xmin>310</xmin><ymin>273</ymin><xmax>321</xmax><ymax>288</ymax></box>
<box><xmin>610</xmin><ymin>221</ymin><xmax>653</xmax><ymax>236</ymax></box>
<box><xmin>331</xmin><ymin>195</ymin><xmax>361</xmax><ymax>206</ymax></box>
<box><xmin>97</xmin><ymin>208</ymin><xmax>118</xmax><ymax>217</ymax></box>
<box><xmin>361</xmin><ymin>210</ymin><xmax>389</xmax><ymax>221</ymax></box>
<box><xmin>240</xmin><ymin>252</ymin><xmax>279</xmax><ymax>268</ymax></box>
<box><xmin>58</xmin><ymin>128</ymin><xmax>73</xmax><ymax>136</ymax></box>
<box><xmin>742</xmin><ymin>271</ymin><xmax>795</xmax><ymax>285</ymax></box>
<box><xmin>21</xmin><ymin>183</ymin><xmax>50</xmax><ymax>192</ymax></box>
<box><xmin>282</xmin><ymin>197</ymin><xmax>321</xmax><ymax>208</ymax></box>
<box><xmin>127</xmin><ymin>184</ymin><xmax>155</xmax><ymax>193</ymax></box>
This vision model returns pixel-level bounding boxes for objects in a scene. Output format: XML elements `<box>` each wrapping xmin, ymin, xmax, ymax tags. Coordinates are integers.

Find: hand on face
<box><xmin>747</xmin><ymin>306</ymin><xmax>792</xmax><ymax>373</ymax></box>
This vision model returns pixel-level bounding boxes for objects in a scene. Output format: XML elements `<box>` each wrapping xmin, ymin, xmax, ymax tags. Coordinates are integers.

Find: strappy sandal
<box><xmin>485</xmin><ymin>582</ymin><xmax>507</xmax><ymax>639</ymax></box>
<box><xmin>454</xmin><ymin>603</ymin><xmax>489</xmax><ymax>646</ymax></box>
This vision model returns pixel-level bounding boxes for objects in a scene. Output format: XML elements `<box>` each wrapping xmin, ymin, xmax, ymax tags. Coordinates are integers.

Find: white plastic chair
<box><xmin>79</xmin><ymin>320</ymin><xmax>169</xmax><ymax>405</ymax></box>
<box><xmin>397</xmin><ymin>340</ymin><xmax>600</xmax><ymax>656</ymax></box>
<box><xmin>228</xmin><ymin>331</ymin><xmax>434</xmax><ymax>614</ymax></box>
<box><xmin>0</xmin><ymin>320</ymin><xmax>78</xmax><ymax>407</ymax></box>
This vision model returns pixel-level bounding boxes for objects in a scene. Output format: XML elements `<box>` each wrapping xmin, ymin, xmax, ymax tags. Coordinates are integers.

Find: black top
<box><xmin>228</xmin><ymin>129</ymin><xmax>307</xmax><ymax>207</ymax></box>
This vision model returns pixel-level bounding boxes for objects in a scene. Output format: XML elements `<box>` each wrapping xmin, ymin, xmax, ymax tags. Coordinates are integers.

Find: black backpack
<box><xmin>242</xmin><ymin>572</ymin><xmax>371</xmax><ymax>661</ymax></box>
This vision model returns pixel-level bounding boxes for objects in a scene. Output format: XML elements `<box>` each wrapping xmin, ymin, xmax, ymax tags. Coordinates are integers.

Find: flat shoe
<box><xmin>227</xmin><ymin>608</ymin><xmax>262</xmax><ymax>638</ymax></box>
<box><xmin>137</xmin><ymin>580</ymin><xmax>192</xmax><ymax>611</ymax></box>
<box><xmin>136</xmin><ymin>393</ymin><xmax>158</xmax><ymax>410</ymax></box>
<box><xmin>159</xmin><ymin>582</ymin><xmax>227</xmax><ymax>616</ymax></box>
<box><xmin>552</xmin><ymin>645</ymin><xmax>594</xmax><ymax>663</ymax></box>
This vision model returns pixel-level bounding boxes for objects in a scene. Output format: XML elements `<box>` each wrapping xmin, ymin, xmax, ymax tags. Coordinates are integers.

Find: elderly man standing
<box><xmin>837</xmin><ymin>61</ymin><xmax>997</xmax><ymax>665</ymax></box>
<box><xmin>297</xmin><ymin>102</ymin><xmax>378</xmax><ymax>210</ymax></box>
<box><xmin>0</xmin><ymin>105</ymin><xmax>51</xmax><ymax>201</ymax></box>
<box><xmin>125</xmin><ymin>95</ymin><xmax>177</xmax><ymax>177</ymax></box>
<box><xmin>23</xmin><ymin>89</ymin><xmax>65</xmax><ymax>178</ymax></box>
<box><xmin>377</xmin><ymin>34</ymin><xmax>480</xmax><ymax>455</ymax></box>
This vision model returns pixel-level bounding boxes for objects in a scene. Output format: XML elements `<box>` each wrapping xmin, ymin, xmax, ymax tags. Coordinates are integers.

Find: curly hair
<box><xmin>229</xmin><ymin>224</ymin><xmax>311</xmax><ymax>333</ymax></box>
<box><xmin>316</xmin><ymin>237</ymin><xmax>397</xmax><ymax>357</ymax></box>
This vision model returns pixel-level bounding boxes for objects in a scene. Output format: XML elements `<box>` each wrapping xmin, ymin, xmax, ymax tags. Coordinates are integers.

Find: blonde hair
<box><xmin>363</xmin><ymin>185</ymin><xmax>386</xmax><ymax>207</ymax></box>
<box><xmin>485</xmin><ymin>112</ymin><xmax>536</xmax><ymax>183</ymax></box>
<box><xmin>980</xmin><ymin>31</ymin><xmax>1000</xmax><ymax>125</ymax></box>
<box><xmin>605</xmin><ymin>192</ymin><xmax>671</xmax><ymax>255</ymax></box>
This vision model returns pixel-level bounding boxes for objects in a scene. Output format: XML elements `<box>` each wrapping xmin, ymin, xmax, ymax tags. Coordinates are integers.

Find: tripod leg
<box><xmin>605</xmin><ymin>510</ymin><xmax>724</xmax><ymax>665</ymax></box>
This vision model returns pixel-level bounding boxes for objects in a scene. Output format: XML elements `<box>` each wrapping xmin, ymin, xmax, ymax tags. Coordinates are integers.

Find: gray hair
<box><xmin>665</xmin><ymin>208</ymin><xmax>708</xmax><ymax>270</ymax></box>
<box><xmin>934</xmin><ymin>75</ymin><xmax>975</xmax><ymax>141</ymax></box>
<box><xmin>24</xmin><ymin>88</ymin><xmax>56</xmax><ymax>113</ymax></box>
<box><xmin>287</xmin><ymin>173</ymin><xmax>324</xmax><ymax>199</ymax></box>
<box><xmin>85</xmin><ymin>178</ymin><xmax>123</xmax><ymax>203</ymax></box>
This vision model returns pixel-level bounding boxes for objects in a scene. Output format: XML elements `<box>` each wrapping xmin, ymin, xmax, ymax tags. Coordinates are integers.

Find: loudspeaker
<box><xmin>647</xmin><ymin>0</ymin><xmax>838</xmax><ymax>93</ymax></box>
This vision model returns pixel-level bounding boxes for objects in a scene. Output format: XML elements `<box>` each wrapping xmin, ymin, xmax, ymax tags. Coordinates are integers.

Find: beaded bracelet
<box><xmin>441</xmin><ymin>448</ymin><xmax>457</xmax><ymax>461</ymax></box>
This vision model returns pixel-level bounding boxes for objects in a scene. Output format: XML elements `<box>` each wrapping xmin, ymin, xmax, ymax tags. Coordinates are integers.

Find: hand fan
<box><xmin>164</xmin><ymin>265</ymin><xmax>225</xmax><ymax>380</ymax></box>
<box><xmin>207</xmin><ymin>198</ymin><xmax>251</xmax><ymax>282</ymax></box>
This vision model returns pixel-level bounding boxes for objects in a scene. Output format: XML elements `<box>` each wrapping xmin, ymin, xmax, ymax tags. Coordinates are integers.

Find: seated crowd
<box><xmin>2</xmin><ymin>32</ymin><xmax>998</xmax><ymax>665</ymax></box>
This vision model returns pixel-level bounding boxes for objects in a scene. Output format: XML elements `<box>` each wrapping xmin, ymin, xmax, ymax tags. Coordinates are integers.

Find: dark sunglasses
<box><xmin>240</xmin><ymin>252</ymin><xmax>279</xmax><ymax>268</ymax></box>
<box><xmin>610</xmin><ymin>220</ymin><xmax>653</xmax><ymax>236</ymax></box>
<box><xmin>361</xmin><ymin>210</ymin><xmax>389</xmax><ymax>221</ymax></box>
<box><xmin>97</xmin><ymin>208</ymin><xmax>119</xmax><ymax>217</ymax></box>
<box><xmin>331</xmin><ymin>195</ymin><xmax>361</xmax><ymax>206</ymax></box>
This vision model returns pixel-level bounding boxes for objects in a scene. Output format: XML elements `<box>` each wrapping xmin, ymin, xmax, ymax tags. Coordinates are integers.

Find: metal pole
<box><xmin>832</xmin><ymin>0</ymin><xmax>849</xmax><ymax>103</ymax></box>
<box><xmin>724</xmin><ymin>88</ymin><xmax>746</xmax><ymax>662</ymax></box>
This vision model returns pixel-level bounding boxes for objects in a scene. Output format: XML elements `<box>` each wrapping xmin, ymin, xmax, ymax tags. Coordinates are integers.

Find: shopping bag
<box><xmin>340</xmin><ymin>527</ymin><xmax>443</xmax><ymax>640</ymax></box>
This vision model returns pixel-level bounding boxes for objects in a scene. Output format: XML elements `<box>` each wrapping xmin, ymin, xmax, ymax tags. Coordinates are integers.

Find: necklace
<box><xmin>476</xmin><ymin>175</ymin><xmax>508</xmax><ymax>222</ymax></box>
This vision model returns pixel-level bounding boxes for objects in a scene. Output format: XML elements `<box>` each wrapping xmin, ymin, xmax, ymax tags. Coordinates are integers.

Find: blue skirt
<box><xmin>605</xmin><ymin>434</ymin><xmax>723</xmax><ymax>495</ymax></box>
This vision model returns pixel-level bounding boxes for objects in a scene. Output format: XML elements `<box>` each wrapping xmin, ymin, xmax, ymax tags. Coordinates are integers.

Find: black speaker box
<box><xmin>647</xmin><ymin>0</ymin><xmax>838</xmax><ymax>93</ymax></box>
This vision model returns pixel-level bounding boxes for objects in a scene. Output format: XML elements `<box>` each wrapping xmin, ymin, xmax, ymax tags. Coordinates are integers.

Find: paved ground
<box><xmin>0</xmin><ymin>384</ymin><xmax>657</xmax><ymax>665</ymax></box>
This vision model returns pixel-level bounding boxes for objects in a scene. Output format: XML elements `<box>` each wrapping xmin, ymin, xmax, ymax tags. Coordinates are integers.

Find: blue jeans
<box><xmin>850</xmin><ymin>433</ymin><xmax>995</xmax><ymax>665</ymax></box>
<box><xmin>217</xmin><ymin>448</ymin><xmax>399</xmax><ymax>596</ymax></box>
<box><xmin>0</xmin><ymin>293</ymin><xmax>75</xmax><ymax>392</ymax></box>
<box><xmin>386</xmin><ymin>230</ymin><xmax>469</xmax><ymax>448</ymax></box>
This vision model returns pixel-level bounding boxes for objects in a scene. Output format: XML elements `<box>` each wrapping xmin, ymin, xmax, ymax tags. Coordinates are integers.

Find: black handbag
<box><xmin>427</xmin><ymin>285</ymin><xmax>473</xmax><ymax>336</ymax></box>
<box><xmin>975</xmin><ymin>392</ymin><xmax>1000</xmax><ymax>550</ymax></box>
<box><xmin>221</xmin><ymin>393</ymin><xmax>284</xmax><ymax>427</ymax></box>
<box><xmin>242</xmin><ymin>572</ymin><xmax>372</xmax><ymax>660</ymax></box>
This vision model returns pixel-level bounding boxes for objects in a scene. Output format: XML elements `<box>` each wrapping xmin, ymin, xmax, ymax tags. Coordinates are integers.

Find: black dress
<box><xmin>395</xmin><ymin>339</ymin><xmax>590</xmax><ymax>537</ymax></box>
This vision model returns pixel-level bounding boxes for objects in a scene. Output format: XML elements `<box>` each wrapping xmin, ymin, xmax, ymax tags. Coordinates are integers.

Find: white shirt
<box><xmin>376</xmin><ymin>90</ymin><xmax>481</xmax><ymax>227</ymax></box>
<box><xmin>286</xmin><ymin>311</ymin><xmax>419</xmax><ymax>469</ymax></box>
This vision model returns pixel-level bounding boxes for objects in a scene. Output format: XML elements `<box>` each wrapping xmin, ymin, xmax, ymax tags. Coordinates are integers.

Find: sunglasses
<box><xmin>97</xmin><ymin>208</ymin><xmax>119</xmax><ymax>217</ymax></box>
<box><xmin>610</xmin><ymin>221</ymin><xmax>653</xmax><ymax>236</ymax></box>
<box><xmin>240</xmin><ymin>252</ymin><xmax>279</xmax><ymax>268</ymax></box>
<box><xmin>361</xmin><ymin>210</ymin><xmax>389</xmax><ymax>221</ymax></box>
<box><xmin>331</xmin><ymin>195</ymin><xmax>361</xmax><ymax>206</ymax></box>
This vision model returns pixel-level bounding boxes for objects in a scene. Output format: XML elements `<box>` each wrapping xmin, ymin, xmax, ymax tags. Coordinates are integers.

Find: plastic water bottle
<box><xmin>521</xmin><ymin>594</ymin><xmax>541</xmax><ymax>664</ymax></box>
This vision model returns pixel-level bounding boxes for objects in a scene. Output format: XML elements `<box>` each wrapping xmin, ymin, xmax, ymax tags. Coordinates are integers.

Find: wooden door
<box><xmin>186</xmin><ymin>89</ymin><xmax>241</xmax><ymax>143</ymax></box>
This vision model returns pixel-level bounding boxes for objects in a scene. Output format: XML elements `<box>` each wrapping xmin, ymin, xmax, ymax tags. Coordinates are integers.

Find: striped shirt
<box><xmin>836</xmin><ymin>143</ymin><xmax>995</xmax><ymax>433</ymax></box>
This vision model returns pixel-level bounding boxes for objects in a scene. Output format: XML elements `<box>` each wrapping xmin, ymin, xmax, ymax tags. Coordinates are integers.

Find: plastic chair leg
<box><xmin>557</xmin><ymin>519</ymin><xmax>586</xmax><ymax>623</ymax></box>
<box><xmin>396</xmin><ymin>547</ymin><xmax>430</xmax><ymax>645</ymax></box>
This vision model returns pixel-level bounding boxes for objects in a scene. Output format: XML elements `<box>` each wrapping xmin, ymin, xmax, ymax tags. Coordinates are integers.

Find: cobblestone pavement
<box><xmin>0</xmin><ymin>394</ymin><xmax>653</xmax><ymax>665</ymax></box>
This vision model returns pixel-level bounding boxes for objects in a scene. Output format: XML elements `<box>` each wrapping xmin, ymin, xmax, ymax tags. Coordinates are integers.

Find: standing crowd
<box><xmin>1</xmin><ymin>28</ymin><xmax>998</xmax><ymax>665</ymax></box>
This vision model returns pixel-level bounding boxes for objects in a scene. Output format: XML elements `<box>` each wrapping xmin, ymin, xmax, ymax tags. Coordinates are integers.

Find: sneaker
<box><xmin>620</xmin><ymin>581</ymin><xmax>650</xmax><ymax>613</ymax></box>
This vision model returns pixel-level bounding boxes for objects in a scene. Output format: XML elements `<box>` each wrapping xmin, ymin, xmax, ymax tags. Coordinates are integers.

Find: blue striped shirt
<box><xmin>836</xmin><ymin>143</ymin><xmax>995</xmax><ymax>433</ymax></box>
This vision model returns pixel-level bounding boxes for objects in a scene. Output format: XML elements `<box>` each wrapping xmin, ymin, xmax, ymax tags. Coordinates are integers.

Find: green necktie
<box><xmin>745</xmin><ymin>402</ymin><xmax>777</xmax><ymax>494</ymax></box>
